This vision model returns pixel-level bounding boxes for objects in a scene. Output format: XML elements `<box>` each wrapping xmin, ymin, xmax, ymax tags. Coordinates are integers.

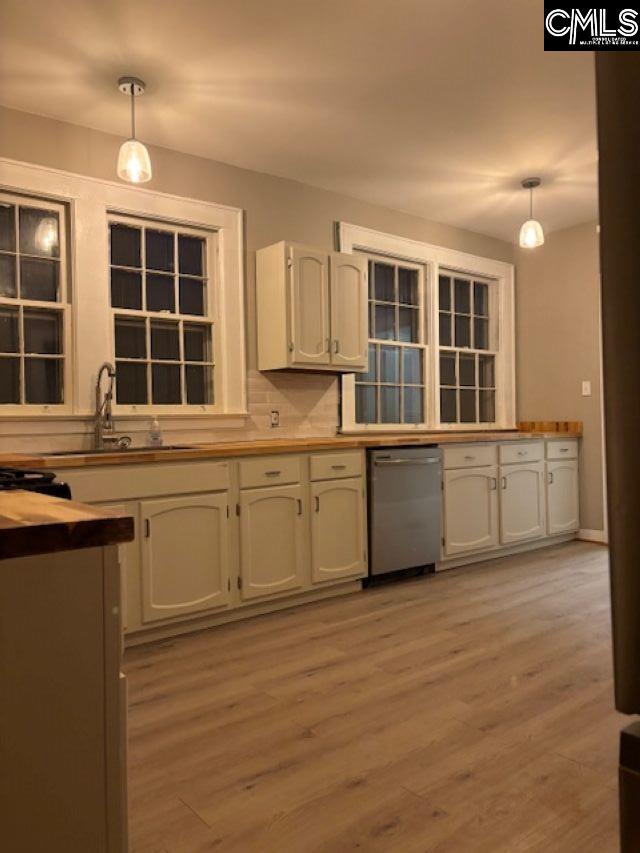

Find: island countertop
<box><xmin>0</xmin><ymin>491</ymin><xmax>135</xmax><ymax>560</ymax></box>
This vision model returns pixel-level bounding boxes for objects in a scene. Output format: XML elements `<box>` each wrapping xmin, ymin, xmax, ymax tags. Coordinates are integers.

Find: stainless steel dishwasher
<box><xmin>368</xmin><ymin>447</ymin><xmax>442</xmax><ymax>578</ymax></box>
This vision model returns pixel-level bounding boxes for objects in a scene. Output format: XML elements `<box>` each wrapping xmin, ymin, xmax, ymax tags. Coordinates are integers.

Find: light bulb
<box><xmin>35</xmin><ymin>216</ymin><xmax>59</xmax><ymax>254</ymax></box>
<box><xmin>519</xmin><ymin>219</ymin><xmax>544</xmax><ymax>249</ymax></box>
<box><xmin>117</xmin><ymin>138</ymin><xmax>152</xmax><ymax>183</ymax></box>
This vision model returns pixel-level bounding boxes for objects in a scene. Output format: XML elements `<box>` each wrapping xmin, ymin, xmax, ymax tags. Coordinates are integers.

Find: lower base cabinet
<box><xmin>311</xmin><ymin>477</ymin><xmax>366</xmax><ymax>582</ymax></box>
<box><xmin>499</xmin><ymin>461</ymin><xmax>546</xmax><ymax>545</ymax></box>
<box><xmin>546</xmin><ymin>460</ymin><xmax>579</xmax><ymax>534</ymax></box>
<box><xmin>443</xmin><ymin>466</ymin><xmax>499</xmax><ymax>557</ymax></box>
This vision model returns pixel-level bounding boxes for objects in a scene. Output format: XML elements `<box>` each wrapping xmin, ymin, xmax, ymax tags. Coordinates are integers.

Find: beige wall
<box><xmin>516</xmin><ymin>222</ymin><xmax>605</xmax><ymax>533</ymax></box>
<box><xmin>0</xmin><ymin>105</ymin><xmax>513</xmax><ymax>447</ymax></box>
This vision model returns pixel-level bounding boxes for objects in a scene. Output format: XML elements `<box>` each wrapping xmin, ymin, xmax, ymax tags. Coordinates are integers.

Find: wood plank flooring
<box><xmin>125</xmin><ymin>541</ymin><xmax>622</xmax><ymax>852</ymax></box>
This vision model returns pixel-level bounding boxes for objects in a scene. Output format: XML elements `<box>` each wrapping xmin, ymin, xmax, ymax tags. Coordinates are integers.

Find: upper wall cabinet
<box><xmin>256</xmin><ymin>241</ymin><xmax>368</xmax><ymax>372</ymax></box>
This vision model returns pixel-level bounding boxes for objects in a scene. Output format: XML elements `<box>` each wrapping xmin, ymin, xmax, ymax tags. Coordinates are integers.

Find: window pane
<box><xmin>459</xmin><ymin>353</ymin><xmax>476</xmax><ymax>387</ymax></box>
<box><xmin>114</xmin><ymin>318</ymin><xmax>146</xmax><ymax>359</ymax></box>
<box><xmin>440</xmin><ymin>388</ymin><xmax>457</xmax><ymax>423</ymax></box>
<box><xmin>24</xmin><ymin>310</ymin><xmax>62</xmax><ymax>354</ymax></box>
<box><xmin>460</xmin><ymin>388</ymin><xmax>477</xmax><ymax>423</ymax></box>
<box><xmin>403</xmin><ymin>347</ymin><xmax>422</xmax><ymax>385</ymax></box>
<box><xmin>186</xmin><ymin>364</ymin><xmax>212</xmax><ymax>404</ymax></box>
<box><xmin>179</xmin><ymin>277</ymin><xmax>205</xmax><ymax>315</ymax></box>
<box><xmin>474</xmin><ymin>317</ymin><xmax>489</xmax><ymax>350</ymax></box>
<box><xmin>116</xmin><ymin>361</ymin><xmax>147</xmax><ymax>404</ymax></box>
<box><xmin>474</xmin><ymin>282</ymin><xmax>489</xmax><ymax>316</ymax></box>
<box><xmin>380</xmin><ymin>386</ymin><xmax>400</xmax><ymax>423</ymax></box>
<box><xmin>111</xmin><ymin>269</ymin><xmax>142</xmax><ymax>310</ymax></box>
<box><xmin>380</xmin><ymin>345</ymin><xmax>400</xmax><ymax>383</ymax></box>
<box><xmin>151</xmin><ymin>321</ymin><xmax>180</xmax><ymax>360</ymax></box>
<box><xmin>0</xmin><ymin>307</ymin><xmax>19</xmax><ymax>352</ymax></box>
<box><xmin>403</xmin><ymin>387</ymin><xmax>423</xmax><ymax>424</ymax></box>
<box><xmin>184</xmin><ymin>323</ymin><xmax>211</xmax><ymax>362</ymax></box>
<box><xmin>479</xmin><ymin>390</ymin><xmax>495</xmax><ymax>422</ymax></box>
<box><xmin>19</xmin><ymin>208</ymin><xmax>60</xmax><ymax>258</ymax></box>
<box><xmin>0</xmin><ymin>357</ymin><xmax>19</xmax><ymax>403</ymax></box>
<box><xmin>454</xmin><ymin>278</ymin><xmax>471</xmax><ymax>313</ymax></box>
<box><xmin>25</xmin><ymin>358</ymin><xmax>62</xmax><ymax>404</ymax></box>
<box><xmin>355</xmin><ymin>384</ymin><xmax>376</xmax><ymax>424</ymax></box>
<box><xmin>374</xmin><ymin>304</ymin><xmax>395</xmax><ymax>340</ymax></box>
<box><xmin>362</xmin><ymin>343</ymin><xmax>377</xmax><ymax>382</ymax></box>
<box><xmin>479</xmin><ymin>354</ymin><xmax>495</xmax><ymax>388</ymax></box>
<box><xmin>20</xmin><ymin>257</ymin><xmax>59</xmax><ymax>301</ymax></box>
<box><xmin>374</xmin><ymin>262</ymin><xmax>395</xmax><ymax>302</ymax></box>
<box><xmin>0</xmin><ymin>204</ymin><xmax>16</xmax><ymax>252</ymax></box>
<box><xmin>455</xmin><ymin>314</ymin><xmax>471</xmax><ymax>348</ymax></box>
<box><xmin>0</xmin><ymin>254</ymin><xmax>16</xmax><ymax>298</ymax></box>
<box><xmin>179</xmin><ymin>235</ymin><xmax>204</xmax><ymax>277</ymax></box>
<box><xmin>146</xmin><ymin>229</ymin><xmax>174</xmax><ymax>272</ymax></box>
<box><xmin>398</xmin><ymin>306</ymin><xmax>419</xmax><ymax>343</ymax></box>
<box><xmin>398</xmin><ymin>268</ymin><xmax>418</xmax><ymax>305</ymax></box>
<box><xmin>152</xmin><ymin>363</ymin><xmax>181</xmax><ymax>404</ymax></box>
<box><xmin>440</xmin><ymin>352</ymin><xmax>456</xmax><ymax>386</ymax></box>
<box><xmin>439</xmin><ymin>311</ymin><xmax>451</xmax><ymax>346</ymax></box>
<box><xmin>146</xmin><ymin>273</ymin><xmax>175</xmax><ymax>313</ymax></box>
<box><xmin>110</xmin><ymin>223</ymin><xmax>141</xmax><ymax>268</ymax></box>
<box><xmin>439</xmin><ymin>275</ymin><xmax>451</xmax><ymax>311</ymax></box>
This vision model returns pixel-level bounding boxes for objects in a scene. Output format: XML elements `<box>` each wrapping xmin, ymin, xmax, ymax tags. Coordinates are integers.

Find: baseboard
<box><xmin>578</xmin><ymin>528</ymin><xmax>608</xmax><ymax>544</ymax></box>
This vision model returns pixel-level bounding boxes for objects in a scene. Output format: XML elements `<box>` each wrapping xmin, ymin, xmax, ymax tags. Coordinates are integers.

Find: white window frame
<box><xmin>0</xmin><ymin>157</ymin><xmax>246</xmax><ymax>431</ymax></box>
<box><xmin>339</xmin><ymin>222</ymin><xmax>515</xmax><ymax>432</ymax></box>
<box><xmin>0</xmin><ymin>192</ymin><xmax>72</xmax><ymax>415</ymax></box>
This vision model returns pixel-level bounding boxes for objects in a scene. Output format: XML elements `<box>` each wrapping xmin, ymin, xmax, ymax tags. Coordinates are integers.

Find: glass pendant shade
<box><xmin>117</xmin><ymin>138</ymin><xmax>152</xmax><ymax>183</ymax></box>
<box><xmin>519</xmin><ymin>218</ymin><xmax>545</xmax><ymax>249</ymax></box>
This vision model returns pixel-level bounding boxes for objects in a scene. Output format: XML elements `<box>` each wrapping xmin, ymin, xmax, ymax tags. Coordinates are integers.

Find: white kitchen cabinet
<box><xmin>239</xmin><ymin>484</ymin><xmax>306</xmax><ymax>600</ymax></box>
<box><xmin>97</xmin><ymin>499</ymin><xmax>138</xmax><ymax>632</ymax></box>
<box><xmin>140</xmin><ymin>493</ymin><xmax>230</xmax><ymax>623</ymax></box>
<box><xmin>499</xmin><ymin>461</ymin><xmax>545</xmax><ymax>545</ymax></box>
<box><xmin>310</xmin><ymin>477</ymin><xmax>366</xmax><ymax>583</ymax></box>
<box><xmin>256</xmin><ymin>241</ymin><xmax>367</xmax><ymax>372</ymax></box>
<box><xmin>546</xmin><ymin>460</ymin><xmax>579</xmax><ymax>535</ymax></box>
<box><xmin>443</xmin><ymin>466</ymin><xmax>499</xmax><ymax>556</ymax></box>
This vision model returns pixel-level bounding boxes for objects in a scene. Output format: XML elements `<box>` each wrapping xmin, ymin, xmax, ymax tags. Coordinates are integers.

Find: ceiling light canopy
<box><xmin>519</xmin><ymin>177</ymin><xmax>544</xmax><ymax>248</ymax></box>
<box><xmin>117</xmin><ymin>76</ymin><xmax>152</xmax><ymax>184</ymax></box>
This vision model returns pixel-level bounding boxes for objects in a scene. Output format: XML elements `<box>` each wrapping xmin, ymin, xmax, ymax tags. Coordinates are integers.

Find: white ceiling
<box><xmin>0</xmin><ymin>0</ymin><xmax>598</xmax><ymax>243</ymax></box>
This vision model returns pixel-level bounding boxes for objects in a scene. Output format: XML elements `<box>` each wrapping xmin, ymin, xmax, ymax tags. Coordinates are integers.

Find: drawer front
<box><xmin>443</xmin><ymin>444</ymin><xmax>497</xmax><ymax>470</ymax></box>
<box><xmin>310</xmin><ymin>451</ymin><xmax>363</xmax><ymax>481</ymax></box>
<box><xmin>499</xmin><ymin>441</ymin><xmax>544</xmax><ymax>465</ymax></box>
<box><xmin>546</xmin><ymin>439</ymin><xmax>578</xmax><ymax>460</ymax></box>
<box><xmin>239</xmin><ymin>454</ymin><xmax>301</xmax><ymax>489</ymax></box>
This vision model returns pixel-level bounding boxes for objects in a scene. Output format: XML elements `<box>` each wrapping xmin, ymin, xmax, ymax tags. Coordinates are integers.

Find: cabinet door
<box><xmin>500</xmin><ymin>462</ymin><xmax>546</xmax><ymax>545</ymax></box>
<box><xmin>141</xmin><ymin>493</ymin><xmax>230</xmax><ymax>623</ymax></box>
<box><xmin>443</xmin><ymin>466</ymin><xmax>499</xmax><ymax>556</ymax></box>
<box><xmin>239</xmin><ymin>484</ymin><xmax>306</xmax><ymax>600</ymax></box>
<box><xmin>547</xmin><ymin>460</ymin><xmax>579</xmax><ymax>535</ymax></box>
<box><xmin>289</xmin><ymin>245</ymin><xmax>330</xmax><ymax>365</ymax></box>
<box><xmin>311</xmin><ymin>478</ymin><xmax>366</xmax><ymax>583</ymax></box>
<box><xmin>329</xmin><ymin>253</ymin><xmax>368</xmax><ymax>370</ymax></box>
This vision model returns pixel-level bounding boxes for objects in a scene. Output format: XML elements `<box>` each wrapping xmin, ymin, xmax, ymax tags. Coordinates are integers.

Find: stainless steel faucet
<box><xmin>94</xmin><ymin>362</ymin><xmax>132</xmax><ymax>451</ymax></box>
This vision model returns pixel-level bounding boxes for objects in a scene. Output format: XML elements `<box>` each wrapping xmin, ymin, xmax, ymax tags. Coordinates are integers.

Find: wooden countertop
<box><xmin>0</xmin><ymin>491</ymin><xmax>135</xmax><ymax>560</ymax></box>
<box><xmin>0</xmin><ymin>428</ymin><xmax>582</xmax><ymax>470</ymax></box>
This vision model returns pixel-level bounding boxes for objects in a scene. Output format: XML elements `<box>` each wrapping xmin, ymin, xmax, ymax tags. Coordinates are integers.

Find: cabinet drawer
<box><xmin>310</xmin><ymin>451</ymin><xmax>362</xmax><ymax>481</ymax></box>
<box><xmin>499</xmin><ymin>441</ymin><xmax>544</xmax><ymax>465</ymax></box>
<box><xmin>546</xmin><ymin>439</ymin><xmax>578</xmax><ymax>460</ymax></box>
<box><xmin>239</xmin><ymin>455</ymin><xmax>301</xmax><ymax>489</ymax></box>
<box><xmin>443</xmin><ymin>444</ymin><xmax>497</xmax><ymax>470</ymax></box>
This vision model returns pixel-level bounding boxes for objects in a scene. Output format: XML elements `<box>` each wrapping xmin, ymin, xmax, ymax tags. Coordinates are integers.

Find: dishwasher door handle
<box><xmin>374</xmin><ymin>457</ymin><xmax>439</xmax><ymax>466</ymax></box>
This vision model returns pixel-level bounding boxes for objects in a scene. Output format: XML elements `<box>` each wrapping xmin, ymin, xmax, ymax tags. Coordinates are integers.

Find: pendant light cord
<box><xmin>529</xmin><ymin>187</ymin><xmax>533</xmax><ymax>219</ymax></box>
<box><xmin>130</xmin><ymin>87</ymin><xmax>136</xmax><ymax>139</ymax></box>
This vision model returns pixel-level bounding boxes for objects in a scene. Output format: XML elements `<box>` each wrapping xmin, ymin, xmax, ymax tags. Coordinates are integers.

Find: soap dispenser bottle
<box><xmin>148</xmin><ymin>417</ymin><xmax>163</xmax><ymax>447</ymax></box>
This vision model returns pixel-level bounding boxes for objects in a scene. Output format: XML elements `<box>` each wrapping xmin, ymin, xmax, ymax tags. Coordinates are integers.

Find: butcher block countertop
<box><xmin>0</xmin><ymin>423</ymin><xmax>582</xmax><ymax>470</ymax></box>
<box><xmin>0</xmin><ymin>491</ymin><xmax>134</xmax><ymax>560</ymax></box>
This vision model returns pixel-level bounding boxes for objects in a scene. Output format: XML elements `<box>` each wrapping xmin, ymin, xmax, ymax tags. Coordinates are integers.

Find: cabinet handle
<box><xmin>489</xmin><ymin>477</ymin><xmax>497</xmax><ymax>491</ymax></box>
<box><xmin>288</xmin><ymin>341</ymin><xmax>294</xmax><ymax>352</ymax></box>
<box><xmin>297</xmin><ymin>498</ymin><xmax>303</xmax><ymax>515</ymax></box>
<box><xmin>501</xmin><ymin>476</ymin><xmax>507</xmax><ymax>490</ymax></box>
<box><xmin>315</xmin><ymin>495</ymin><xmax>320</xmax><ymax>512</ymax></box>
<box><xmin>331</xmin><ymin>464</ymin><xmax>347</xmax><ymax>470</ymax></box>
<box><xmin>264</xmin><ymin>470</ymin><xmax>281</xmax><ymax>477</ymax></box>
<box><xmin>144</xmin><ymin>518</ymin><xmax>150</xmax><ymax>538</ymax></box>
<box><xmin>548</xmin><ymin>471</ymin><xmax>554</xmax><ymax>485</ymax></box>
<box><xmin>559</xmin><ymin>448</ymin><xmax>569</xmax><ymax>453</ymax></box>
<box><xmin>464</xmin><ymin>455</ymin><xmax>475</xmax><ymax>461</ymax></box>
<box><xmin>333</xmin><ymin>339</ymin><xmax>340</xmax><ymax>354</ymax></box>
<box><xmin>517</xmin><ymin>450</ymin><xmax>527</xmax><ymax>456</ymax></box>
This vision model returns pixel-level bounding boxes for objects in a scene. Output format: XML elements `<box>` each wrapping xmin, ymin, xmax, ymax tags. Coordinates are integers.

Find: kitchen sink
<box><xmin>46</xmin><ymin>445</ymin><xmax>193</xmax><ymax>456</ymax></box>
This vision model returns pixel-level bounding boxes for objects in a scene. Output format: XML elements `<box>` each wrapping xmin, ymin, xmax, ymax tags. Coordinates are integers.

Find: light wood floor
<box><xmin>125</xmin><ymin>541</ymin><xmax>622</xmax><ymax>853</ymax></box>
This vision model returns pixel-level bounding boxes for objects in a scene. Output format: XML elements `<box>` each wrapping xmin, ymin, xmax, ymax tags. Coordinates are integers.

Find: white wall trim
<box><xmin>577</xmin><ymin>528</ymin><xmax>609</xmax><ymax>544</ymax></box>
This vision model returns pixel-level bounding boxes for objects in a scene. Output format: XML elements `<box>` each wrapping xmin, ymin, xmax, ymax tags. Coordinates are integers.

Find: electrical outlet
<box><xmin>582</xmin><ymin>380</ymin><xmax>592</xmax><ymax>397</ymax></box>
<box><xmin>270</xmin><ymin>410</ymin><xmax>280</xmax><ymax>428</ymax></box>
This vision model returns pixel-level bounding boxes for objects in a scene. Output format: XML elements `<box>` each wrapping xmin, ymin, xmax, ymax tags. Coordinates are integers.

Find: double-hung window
<box><xmin>109</xmin><ymin>215</ymin><xmax>216</xmax><ymax>409</ymax></box>
<box><xmin>0</xmin><ymin>193</ymin><xmax>69</xmax><ymax>409</ymax></box>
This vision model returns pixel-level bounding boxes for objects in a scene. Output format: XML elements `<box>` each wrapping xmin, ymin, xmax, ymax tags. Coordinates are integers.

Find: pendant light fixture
<box><xmin>518</xmin><ymin>177</ymin><xmax>544</xmax><ymax>248</ymax></box>
<box><xmin>117</xmin><ymin>76</ymin><xmax>152</xmax><ymax>184</ymax></box>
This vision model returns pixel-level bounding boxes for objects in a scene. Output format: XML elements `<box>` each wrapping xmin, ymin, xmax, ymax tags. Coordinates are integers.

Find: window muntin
<box><xmin>438</xmin><ymin>271</ymin><xmax>497</xmax><ymax>425</ymax></box>
<box><xmin>109</xmin><ymin>216</ymin><xmax>215</xmax><ymax>408</ymax></box>
<box><xmin>0</xmin><ymin>195</ymin><xmax>68</xmax><ymax>406</ymax></box>
<box><xmin>355</xmin><ymin>258</ymin><xmax>426</xmax><ymax>424</ymax></box>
